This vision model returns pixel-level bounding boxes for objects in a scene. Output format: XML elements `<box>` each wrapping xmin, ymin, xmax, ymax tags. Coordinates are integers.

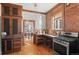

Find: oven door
<box><xmin>54</xmin><ymin>42</ymin><xmax>68</xmax><ymax>55</ymax></box>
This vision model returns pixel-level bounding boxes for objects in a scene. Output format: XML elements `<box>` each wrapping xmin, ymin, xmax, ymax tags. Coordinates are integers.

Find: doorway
<box><xmin>23</xmin><ymin>20</ymin><xmax>35</xmax><ymax>44</ymax></box>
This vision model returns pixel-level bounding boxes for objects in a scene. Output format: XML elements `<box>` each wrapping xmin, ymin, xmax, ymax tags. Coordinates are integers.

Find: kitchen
<box><xmin>0</xmin><ymin>3</ymin><xmax>79</xmax><ymax>55</ymax></box>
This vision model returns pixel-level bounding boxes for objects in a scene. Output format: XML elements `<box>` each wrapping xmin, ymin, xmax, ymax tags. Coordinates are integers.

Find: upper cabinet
<box><xmin>4</xmin><ymin>17</ymin><xmax>10</xmax><ymax>35</ymax></box>
<box><xmin>12</xmin><ymin>7</ymin><xmax>18</xmax><ymax>16</ymax></box>
<box><xmin>2</xmin><ymin>6</ymin><xmax>10</xmax><ymax>16</ymax></box>
<box><xmin>1</xmin><ymin>3</ymin><xmax>22</xmax><ymax>35</ymax></box>
<box><xmin>2</xmin><ymin>3</ymin><xmax>22</xmax><ymax>17</ymax></box>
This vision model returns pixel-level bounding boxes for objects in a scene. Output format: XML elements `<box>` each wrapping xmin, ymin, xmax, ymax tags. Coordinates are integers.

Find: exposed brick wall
<box><xmin>46</xmin><ymin>3</ymin><xmax>79</xmax><ymax>35</ymax></box>
<box><xmin>46</xmin><ymin>3</ymin><xmax>65</xmax><ymax>35</ymax></box>
<box><xmin>65</xmin><ymin>3</ymin><xmax>79</xmax><ymax>32</ymax></box>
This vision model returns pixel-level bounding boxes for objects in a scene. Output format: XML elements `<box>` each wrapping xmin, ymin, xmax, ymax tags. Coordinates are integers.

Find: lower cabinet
<box><xmin>13</xmin><ymin>40</ymin><xmax>21</xmax><ymax>52</ymax></box>
<box><xmin>6</xmin><ymin>40</ymin><xmax>12</xmax><ymax>50</ymax></box>
<box><xmin>36</xmin><ymin>35</ymin><xmax>53</xmax><ymax>49</ymax></box>
<box><xmin>2</xmin><ymin>39</ymin><xmax>13</xmax><ymax>54</ymax></box>
<box><xmin>2</xmin><ymin>39</ymin><xmax>21</xmax><ymax>54</ymax></box>
<box><xmin>2</xmin><ymin>40</ymin><xmax>6</xmax><ymax>54</ymax></box>
<box><xmin>6</xmin><ymin>40</ymin><xmax>13</xmax><ymax>52</ymax></box>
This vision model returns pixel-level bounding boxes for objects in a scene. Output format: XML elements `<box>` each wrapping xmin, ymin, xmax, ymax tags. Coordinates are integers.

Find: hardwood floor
<box><xmin>7</xmin><ymin>38</ymin><xmax>55</xmax><ymax>55</ymax></box>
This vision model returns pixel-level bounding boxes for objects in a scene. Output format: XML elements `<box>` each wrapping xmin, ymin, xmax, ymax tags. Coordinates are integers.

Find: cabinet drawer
<box><xmin>13</xmin><ymin>40</ymin><xmax>21</xmax><ymax>42</ymax></box>
<box><xmin>13</xmin><ymin>40</ymin><xmax>21</xmax><ymax>43</ymax></box>
<box><xmin>13</xmin><ymin>42</ymin><xmax>21</xmax><ymax>47</ymax></box>
<box><xmin>14</xmin><ymin>45</ymin><xmax>21</xmax><ymax>49</ymax></box>
<box><xmin>13</xmin><ymin>41</ymin><xmax>21</xmax><ymax>44</ymax></box>
<box><xmin>13</xmin><ymin>42</ymin><xmax>21</xmax><ymax>46</ymax></box>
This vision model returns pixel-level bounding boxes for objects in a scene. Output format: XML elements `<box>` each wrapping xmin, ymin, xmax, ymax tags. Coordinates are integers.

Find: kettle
<box><xmin>1</xmin><ymin>32</ymin><xmax>7</xmax><ymax>38</ymax></box>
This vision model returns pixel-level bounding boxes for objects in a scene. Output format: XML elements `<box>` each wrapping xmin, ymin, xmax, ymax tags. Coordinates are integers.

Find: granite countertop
<box><xmin>2</xmin><ymin>34</ymin><xmax>22</xmax><ymax>39</ymax></box>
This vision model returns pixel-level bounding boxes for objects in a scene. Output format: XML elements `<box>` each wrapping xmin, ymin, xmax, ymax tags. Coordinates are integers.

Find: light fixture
<box><xmin>31</xmin><ymin>3</ymin><xmax>37</xmax><ymax>10</ymax></box>
<box><xmin>34</xmin><ymin>3</ymin><xmax>37</xmax><ymax>7</ymax></box>
<box><xmin>66</xmin><ymin>3</ymin><xmax>70</xmax><ymax>6</ymax></box>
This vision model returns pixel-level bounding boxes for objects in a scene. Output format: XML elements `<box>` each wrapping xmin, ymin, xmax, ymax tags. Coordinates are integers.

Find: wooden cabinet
<box><xmin>12</xmin><ymin>18</ymin><xmax>18</xmax><ymax>34</ymax></box>
<box><xmin>1</xmin><ymin>3</ymin><xmax>22</xmax><ymax>35</ymax></box>
<box><xmin>4</xmin><ymin>17</ymin><xmax>10</xmax><ymax>35</ymax></box>
<box><xmin>2</xmin><ymin>38</ymin><xmax>21</xmax><ymax>54</ymax></box>
<box><xmin>2</xmin><ymin>6</ymin><xmax>10</xmax><ymax>16</ymax></box>
<box><xmin>13</xmin><ymin>40</ymin><xmax>21</xmax><ymax>52</ymax></box>
<box><xmin>1</xmin><ymin>3</ymin><xmax>22</xmax><ymax>16</ymax></box>
<box><xmin>12</xmin><ymin>7</ymin><xmax>18</xmax><ymax>16</ymax></box>
<box><xmin>2</xmin><ymin>40</ymin><xmax>6</xmax><ymax>54</ymax></box>
<box><xmin>6</xmin><ymin>40</ymin><xmax>13</xmax><ymax>51</ymax></box>
<box><xmin>1</xmin><ymin>3</ymin><xmax>22</xmax><ymax>54</ymax></box>
<box><xmin>2</xmin><ymin>39</ymin><xmax>13</xmax><ymax>54</ymax></box>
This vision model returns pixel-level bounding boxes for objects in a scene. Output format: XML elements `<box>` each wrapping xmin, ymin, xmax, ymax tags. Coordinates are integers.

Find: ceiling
<box><xmin>15</xmin><ymin>3</ymin><xmax>58</xmax><ymax>13</ymax></box>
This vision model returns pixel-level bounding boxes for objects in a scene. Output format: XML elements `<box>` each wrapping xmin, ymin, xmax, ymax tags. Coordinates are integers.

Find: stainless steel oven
<box><xmin>53</xmin><ymin>39</ymin><xmax>69</xmax><ymax>55</ymax></box>
<box><xmin>53</xmin><ymin>32</ymin><xmax>79</xmax><ymax>55</ymax></box>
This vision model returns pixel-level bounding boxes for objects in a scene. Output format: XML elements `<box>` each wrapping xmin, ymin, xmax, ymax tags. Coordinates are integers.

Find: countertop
<box><xmin>2</xmin><ymin>34</ymin><xmax>22</xmax><ymax>39</ymax></box>
<box><xmin>36</xmin><ymin>33</ymin><xmax>58</xmax><ymax>38</ymax></box>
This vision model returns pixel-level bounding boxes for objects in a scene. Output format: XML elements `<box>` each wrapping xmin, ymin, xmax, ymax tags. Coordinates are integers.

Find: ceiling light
<box><xmin>34</xmin><ymin>3</ymin><xmax>37</xmax><ymax>7</ymax></box>
<box><xmin>66</xmin><ymin>3</ymin><xmax>70</xmax><ymax>6</ymax></box>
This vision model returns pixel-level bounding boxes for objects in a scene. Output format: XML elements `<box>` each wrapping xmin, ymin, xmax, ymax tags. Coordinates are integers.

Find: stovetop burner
<box><xmin>55</xmin><ymin>36</ymin><xmax>77</xmax><ymax>42</ymax></box>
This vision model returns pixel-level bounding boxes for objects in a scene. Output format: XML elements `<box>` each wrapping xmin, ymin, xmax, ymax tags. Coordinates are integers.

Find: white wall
<box><xmin>22</xmin><ymin>11</ymin><xmax>46</xmax><ymax>30</ymax></box>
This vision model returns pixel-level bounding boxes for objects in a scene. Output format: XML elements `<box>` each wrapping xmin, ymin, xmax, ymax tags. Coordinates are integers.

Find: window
<box><xmin>54</xmin><ymin>17</ymin><xmax>62</xmax><ymax>30</ymax></box>
<box><xmin>51</xmin><ymin>12</ymin><xmax>63</xmax><ymax>31</ymax></box>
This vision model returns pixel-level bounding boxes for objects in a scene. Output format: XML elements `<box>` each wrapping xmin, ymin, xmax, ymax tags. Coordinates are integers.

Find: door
<box><xmin>23</xmin><ymin>20</ymin><xmax>35</xmax><ymax>42</ymax></box>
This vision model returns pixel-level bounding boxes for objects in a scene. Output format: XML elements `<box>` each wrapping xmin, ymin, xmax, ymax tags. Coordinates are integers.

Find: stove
<box><xmin>53</xmin><ymin>32</ymin><xmax>79</xmax><ymax>55</ymax></box>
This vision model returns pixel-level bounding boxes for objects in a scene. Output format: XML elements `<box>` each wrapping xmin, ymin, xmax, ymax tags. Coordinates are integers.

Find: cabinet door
<box><xmin>12</xmin><ymin>7</ymin><xmax>18</xmax><ymax>16</ymax></box>
<box><xmin>2</xmin><ymin>40</ymin><xmax>5</xmax><ymax>54</ymax></box>
<box><xmin>4</xmin><ymin>18</ymin><xmax>10</xmax><ymax>35</ymax></box>
<box><xmin>6</xmin><ymin>40</ymin><xmax>12</xmax><ymax>51</ymax></box>
<box><xmin>2</xmin><ymin>6</ymin><xmax>10</xmax><ymax>15</ymax></box>
<box><xmin>12</xmin><ymin>18</ymin><xmax>18</xmax><ymax>34</ymax></box>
